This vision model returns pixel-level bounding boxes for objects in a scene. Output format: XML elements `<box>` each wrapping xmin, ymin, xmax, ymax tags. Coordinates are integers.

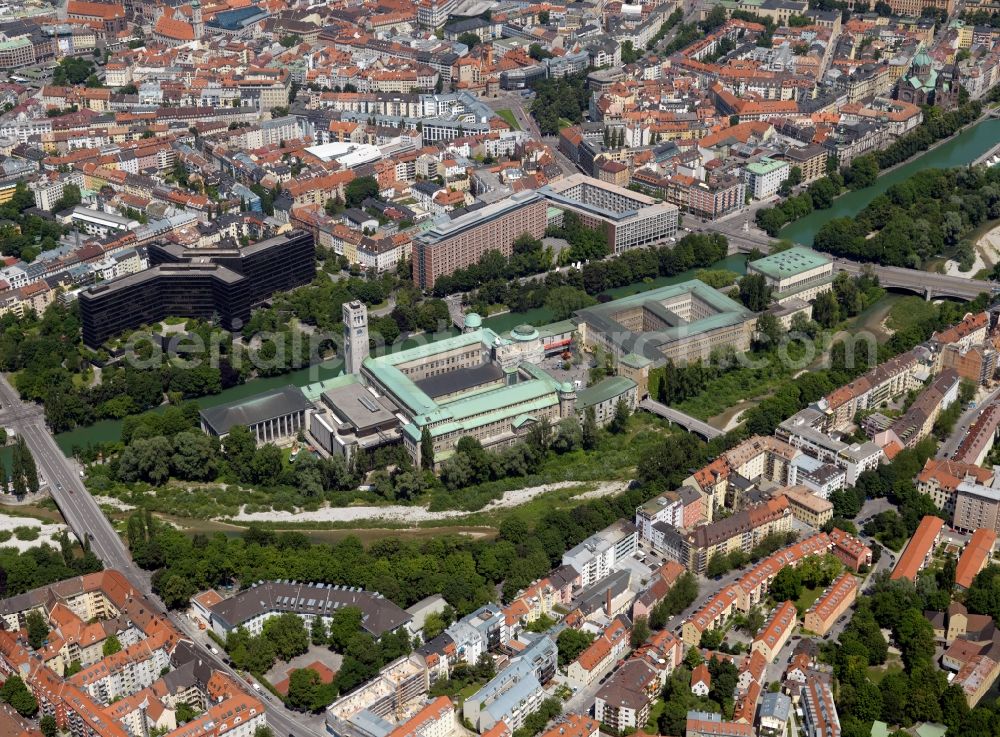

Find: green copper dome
<box><xmin>512</xmin><ymin>324</ymin><xmax>539</xmax><ymax>341</ymax></box>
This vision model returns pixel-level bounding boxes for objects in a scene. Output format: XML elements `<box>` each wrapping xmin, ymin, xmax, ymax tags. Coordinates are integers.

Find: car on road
<box><xmin>56</xmin><ymin>483</ymin><xmax>61</xmax><ymax>490</ymax></box>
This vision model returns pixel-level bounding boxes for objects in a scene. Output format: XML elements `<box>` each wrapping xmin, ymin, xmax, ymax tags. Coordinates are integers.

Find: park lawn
<box><xmin>646</xmin><ymin>699</ymin><xmax>666</xmax><ymax>731</ymax></box>
<box><xmin>496</xmin><ymin>109</ymin><xmax>520</xmax><ymax>130</ymax></box>
<box><xmin>458</xmin><ymin>683</ymin><xmax>481</xmax><ymax>704</ymax></box>
<box><xmin>867</xmin><ymin>662</ymin><xmax>903</xmax><ymax>685</ymax></box>
<box><xmin>795</xmin><ymin>586</ymin><xmax>824</xmax><ymax>614</ymax></box>
<box><xmin>886</xmin><ymin>296</ymin><xmax>939</xmax><ymax>333</ymax></box>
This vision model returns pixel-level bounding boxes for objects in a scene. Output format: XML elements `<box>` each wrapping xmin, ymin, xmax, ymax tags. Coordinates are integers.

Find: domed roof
<box><xmin>464</xmin><ymin>312</ymin><xmax>482</xmax><ymax>328</ymax></box>
<box><xmin>561</xmin><ymin>381</ymin><xmax>574</xmax><ymax>393</ymax></box>
<box><xmin>511</xmin><ymin>324</ymin><xmax>539</xmax><ymax>341</ymax></box>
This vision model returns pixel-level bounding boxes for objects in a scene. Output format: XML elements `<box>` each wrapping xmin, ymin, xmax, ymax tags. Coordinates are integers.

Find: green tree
<box><xmin>420</xmin><ymin>426</ymin><xmax>435</xmax><ymax>470</ymax></box>
<box><xmin>457</xmin><ymin>32</ymin><xmax>481</xmax><ymax>48</ymax></box>
<box><xmin>556</xmin><ymin>627</ymin><xmax>595</xmax><ymax>667</ymax></box>
<box><xmin>894</xmin><ymin>608</ymin><xmax>936</xmax><ymax>670</ymax></box>
<box><xmin>631</xmin><ymin>615</ymin><xmax>651</xmax><ymax>647</ymax></box>
<box><xmin>26</xmin><ymin>610</ymin><xmax>48</xmax><ymax>649</ymax></box>
<box><xmin>311</xmin><ymin>615</ymin><xmax>328</xmax><ymax>646</ymax></box>
<box><xmin>40</xmin><ymin>714</ymin><xmax>57</xmax><ymax>737</ymax></box>
<box><xmin>176</xmin><ymin>702</ymin><xmax>200</xmax><ymax>724</ymax></box>
<box><xmin>53</xmin><ymin>183</ymin><xmax>82</xmax><ymax>212</ymax></box>
<box><xmin>262</xmin><ymin>612</ymin><xmax>310</xmax><ymax>661</ymax></box>
<box><xmin>345</xmin><ymin>177</ymin><xmax>379</xmax><ymax>208</ymax></box>
<box><xmin>328</xmin><ymin>607</ymin><xmax>364</xmax><ymax>651</ymax></box>
<box><xmin>10</xmin><ymin>437</ymin><xmax>38</xmax><ymax>496</ymax></box>
<box><xmin>543</xmin><ymin>286</ymin><xmax>596</xmax><ymax>320</ymax></box>
<box><xmin>52</xmin><ymin>57</ymin><xmax>95</xmax><ymax>85</ymax></box>
<box><xmin>422</xmin><ymin>611</ymin><xmax>448</xmax><ymax>641</ymax></box>
<box><xmin>769</xmin><ymin>566</ymin><xmax>801</xmax><ymax>602</ymax></box>
<box><xmin>116</xmin><ymin>436</ymin><xmax>172</xmax><ymax>485</ymax></box>
<box><xmin>170</xmin><ymin>431</ymin><xmax>217</xmax><ymax>481</ymax></box>
<box><xmin>103</xmin><ymin>634</ymin><xmax>122</xmax><ymax>656</ymax></box>
<box><xmin>706</xmin><ymin>552</ymin><xmax>729</xmax><ymax>578</ymax></box>
<box><xmin>528</xmin><ymin>43</ymin><xmax>553</xmax><ymax>61</ymax></box>
<box><xmin>755</xmin><ymin>312</ymin><xmax>782</xmax><ymax>347</ymax></box>
<box><xmin>812</xmin><ymin>290</ymin><xmax>840</xmax><ymax>328</ymax></box>
<box><xmin>0</xmin><ymin>675</ymin><xmax>37</xmax><ymax>717</ymax></box>
<box><xmin>738</xmin><ymin>273</ymin><xmax>772</xmax><ymax>311</ymax></box>
<box><xmin>701</xmin><ymin>4</ymin><xmax>727</xmax><ymax>30</ymax></box>
<box><xmin>609</xmin><ymin>399</ymin><xmax>630</xmax><ymax>434</ymax></box>
<box><xmin>286</xmin><ymin>667</ymin><xmax>336</xmax><ymax>712</ymax></box>
<box><xmin>223</xmin><ymin>425</ymin><xmax>257</xmax><ymax>475</ymax></box>
<box><xmin>699</xmin><ymin>628</ymin><xmax>724</xmax><ymax>649</ymax></box>
<box><xmin>582</xmin><ymin>407</ymin><xmax>598</xmax><ymax>450</ymax></box>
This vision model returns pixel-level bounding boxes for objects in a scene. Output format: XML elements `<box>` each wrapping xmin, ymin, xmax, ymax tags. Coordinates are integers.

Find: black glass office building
<box><xmin>79</xmin><ymin>230</ymin><xmax>315</xmax><ymax>347</ymax></box>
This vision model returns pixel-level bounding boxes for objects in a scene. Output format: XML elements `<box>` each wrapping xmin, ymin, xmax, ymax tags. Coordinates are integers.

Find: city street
<box><xmin>937</xmin><ymin>385</ymin><xmax>1000</xmax><ymax>459</ymax></box>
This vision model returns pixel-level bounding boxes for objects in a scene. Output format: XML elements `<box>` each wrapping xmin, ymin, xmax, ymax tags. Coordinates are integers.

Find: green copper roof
<box><xmin>749</xmin><ymin>246</ymin><xmax>831</xmax><ymax>280</ymax></box>
<box><xmin>573</xmin><ymin>280</ymin><xmax>753</xmax><ymax>364</ymax></box>
<box><xmin>620</xmin><ymin>353</ymin><xmax>652</xmax><ymax>369</ymax></box>
<box><xmin>368</xmin><ymin>328</ymin><xmax>500</xmax><ymax>367</ymax></box>
<box><xmin>746</xmin><ymin>157</ymin><xmax>788</xmax><ymax>176</ymax></box>
<box><xmin>577</xmin><ymin>377</ymin><xmax>636</xmax><ymax>408</ymax></box>
<box><xmin>301</xmin><ymin>372</ymin><xmax>359</xmax><ymax>403</ymax></box>
<box><xmin>536</xmin><ymin>319</ymin><xmax>577</xmax><ymax>339</ymax></box>
<box><xmin>511</xmin><ymin>324</ymin><xmax>539</xmax><ymax>341</ymax></box>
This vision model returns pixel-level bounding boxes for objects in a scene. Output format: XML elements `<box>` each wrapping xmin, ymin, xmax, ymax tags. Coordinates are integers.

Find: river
<box><xmin>52</xmin><ymin>255</ymin><xmax>751</xmax><ymax>454</ymax></box>
<box><xmin>780</xmin><ymin>118</ymin><xmax>1000</xmax><ymax>246</ymax></box>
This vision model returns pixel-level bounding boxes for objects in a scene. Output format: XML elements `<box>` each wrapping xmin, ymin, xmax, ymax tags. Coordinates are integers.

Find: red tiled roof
<box><xmin>956</xmin><ymin>529</ymin><xmax>997</xmax><ymax>589</ymax></box>
<box><xmin>892</xmin><ymin>515</ymin><xmax>945</xmax><ymax>581</ymax></box>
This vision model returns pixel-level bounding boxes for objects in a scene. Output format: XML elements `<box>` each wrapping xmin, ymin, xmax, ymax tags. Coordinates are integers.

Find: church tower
<box><xmin>343</xmin><ymin>300</ymin><xmax>369</xmax><ymax>374</ymax></box>
<box><xmin>191</xmin><ymin>0</ymin><xmax>204</xmax><ymax>40</ymax></box>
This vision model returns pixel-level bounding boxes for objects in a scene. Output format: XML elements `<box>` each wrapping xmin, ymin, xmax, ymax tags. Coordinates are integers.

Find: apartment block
<box><xmin>747</xmin><ymin>247</ymin><xmax>833</xmax><ymax>305</ymax></box>
<box><xmin>827</xmin><ymin>528</ymin><xmax>872</xmax><ymax>572</ymax></box>
<box><xmin>79</xmin><ymin>231</ymin><xmax>316</xmax><ymax>347</ymax></box>
<box><xmin>566</xmin><ymin>617</ymin><xmax>630</xmax><ymax>690</ymax></box>
<box><xmin>818</xmin><ymin>350</ymin><xmax>921</xmax><ymax>432</ymax></box>
<box><xmin>412</xmin><ymin>192</ymin><xmax>546</xmax><ymax>290</ymax></box>
<box><xmin>774</xmin><ymin>486</ymin><xmax>833</xmax><ymax>529</ymax></box>
<box><xmin>635</xmin><ymin>487</ymin><xmax>704</xmax><ymax>540</ymax></box>
<box><xmin>594</xmin><ymin>659</ymin><xmax>660</xmax><ymax>732</ymax></box>
<box><xmin>917</xmin><ymin>459</ymin><xmax>994</xmax><ymax>519</ymax></box>
<box><xmin>539</xmin><ymin>174</ymin><xmax>679</xmax><ymax>256</ymax></box>
<box><xmin>955</xmin><ymin>529</ymin><xmax>997</xmax><ymax>590</ymax></box>
<box><xmin>207</xmin><ymin>580</ymin><xmax>410</xmax><ymax>639</ymax></box>
<box><xmin>463</xmin><ymin>636</ymin><xmax>556</xmax><ymax>734</ymax></box>
<box><xmin>799</xmin><ymin>679</ymin><xmax>840</xmax><ymax>737</ymax></box>
<box><xmin>891</xmin><ymin>515</ymin><xmax>945</xmax><ymax>581</ymax></box>
<box><xmin>953</xmin><ymin>479</ymin><xmax>1000</xmax><ymax>536</ymax></box>
<box><xmin>562</xmin><ymin>521</ymin><xmax>639</xmax><ymax>589</ymax></box>
<box><xmin>803</xmin><ymin>573</ymin><xmax>857</xmax><ymax>636</ymax></box>
<box><xmin>682</xmin><ymin>497</ymin><xmax>793</xmax><ymax>575</ymax></box>
<box><xmin>752</xmin><ymin>601</ymin><xmax>797</xmax><ymax>662</ymax></box>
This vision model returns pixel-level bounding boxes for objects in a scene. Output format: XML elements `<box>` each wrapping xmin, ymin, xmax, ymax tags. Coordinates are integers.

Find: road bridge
<box><xmin>727</xmin><ymin>240</ymin><xmax>1000</xmax><ymax>301</ymax></box>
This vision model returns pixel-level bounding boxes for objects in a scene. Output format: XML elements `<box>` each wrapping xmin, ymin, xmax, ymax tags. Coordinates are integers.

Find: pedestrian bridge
<box><xmin>639</xmin><ymin>399</ymin><xmax>723</xmax><ymax>440</ymax></box>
